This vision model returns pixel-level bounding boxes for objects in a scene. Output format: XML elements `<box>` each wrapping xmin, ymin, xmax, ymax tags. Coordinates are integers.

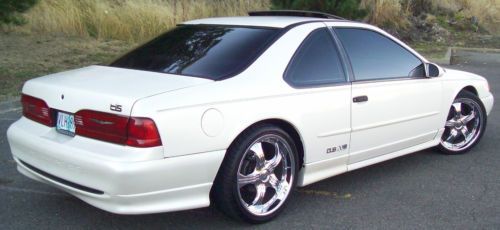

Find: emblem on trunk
<box><xmin>61</xmin><ymin>94</ymin><xmax>64</xmax><ymax>100</ymax></box>
<box><xmin>110</xmin><ymin>104</ymin><xmax>122</xmax><ymax>112</ymax></box>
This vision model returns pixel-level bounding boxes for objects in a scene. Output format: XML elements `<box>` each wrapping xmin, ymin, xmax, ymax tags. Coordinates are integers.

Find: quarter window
<box><xmin>285</xmin><ymin>28</ymin><xmax>346</xmax><ymax>86</ymax></box>
<box><xmin>335</xmin><ymin>28</ymin><xmax>424</xmax><ymax>81</ymax></box>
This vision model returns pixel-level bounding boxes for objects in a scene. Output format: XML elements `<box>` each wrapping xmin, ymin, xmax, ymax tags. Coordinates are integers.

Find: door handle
<box><xmin>353</xmin><ymin>95</ymin><xmax>368</xmax><ymax>103</ymax></box>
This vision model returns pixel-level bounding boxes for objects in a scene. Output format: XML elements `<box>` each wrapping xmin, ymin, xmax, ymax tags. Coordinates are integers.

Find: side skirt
<box><xmin>297</xmin><ymin>128</ymin><xmax>444</xmax><ymax>187</ymax></box>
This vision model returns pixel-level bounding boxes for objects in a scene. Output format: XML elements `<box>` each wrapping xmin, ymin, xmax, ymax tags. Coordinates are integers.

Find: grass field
<box><xmin>18</xmin><ymin>0</ymin><xmax>270</xmax><ymax>42</ymax></box>
<box><xmin>361</xmin><ymin>0</ymin><xmax>500</xmax><ymax>35</ymax></box>
<box><xmin>13</xmin><ymin>0</ymin><xmax>499</xmax><ymax>42</ymax></box>
<box><xmin>0</xmin><ymin>33</ymin><xmax>132</xmax><ymax>100</ymax></box>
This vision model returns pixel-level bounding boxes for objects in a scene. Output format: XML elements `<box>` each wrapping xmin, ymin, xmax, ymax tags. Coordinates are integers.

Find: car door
<box><xmin>333</xmin><ymin>27</ymin><xmax>443</xmax><ymax>166</ymax></box>
<box><xmin>283</xmin><ymin>27</ymin><xmax>352</xmax><ymax>184</ymax></box>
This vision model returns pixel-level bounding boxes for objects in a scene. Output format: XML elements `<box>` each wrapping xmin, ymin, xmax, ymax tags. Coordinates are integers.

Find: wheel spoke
<box><xmin>248</xmin><ymin>194</ymin><xmax>280</xmax><ymax>214</ymax></box>
<box><xmin>267</xmin><ymin>173</ymin><xmax>280</xmax><ymax>191</ymax></box>
<box><xmin>238</xmin><ymin>172</ymin><xmax>260</xmax><ymax>188</ymax></box>
<box><xmin>445</xmin><ymin>119</ymin><xmax>456</xmax><ymax>127</ymax></box>
<box><xmin>264</xmin><ymin>147</ymin><xmax>282</xmax><ymax>171</ymax></box>
<box><xmin>251</xmin><ymin>183</ymin><xmax>267</xmax><ymax>205</ymax></box>
<box><xmin>276</xmin><ymin>180</ymin><xmax>290</xmax><ymax>200</ymax></box>
<box><xmin>260</xmin><ymin>195</ymin><xmax>279</xmax><ymax>213</ymax></box>
<box><xmin>250</xmin><ymin>142</ymin><xmax>266</xmax><ymax>170</ymax></box>
<box><xmin>461</xmin><ymin>111</ymin><xmax>476</xmax><ymax>124</ymax></box>
<box><xmin>461</xmin><ymin>126</ymin><xmax>470</xmax><ymax>139</ymax></box>
<box><xmin>452</xmin><ymin>102</ymin><xmax>463</xmax><ymax>117</ymax></box>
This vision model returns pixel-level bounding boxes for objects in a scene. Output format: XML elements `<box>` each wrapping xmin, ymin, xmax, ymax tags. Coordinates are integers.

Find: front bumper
<box><xmin>7</xmin><ymin>118</ymin><xmax>225</xmax><ymax>214</ymax></box>
<box><xmin>481</xmin><ymin>93</ymin><xmax>494</xmax><ymax>115</ymax></box>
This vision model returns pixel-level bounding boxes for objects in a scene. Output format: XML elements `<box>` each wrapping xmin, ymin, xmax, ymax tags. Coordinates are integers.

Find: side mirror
<box><xmin>425</xmin><ymin>63</ymin><xmax>442</xmax><ymax>77</ymax></box>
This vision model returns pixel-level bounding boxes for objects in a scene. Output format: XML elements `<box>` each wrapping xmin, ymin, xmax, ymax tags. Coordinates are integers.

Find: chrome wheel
<box><xmin>441</xmin><ymin>98</ymin><xmax>483</xmax><ymax>152</ymax></box>
<box><xmin>236</xmin><ymin>134</ymin><xmax>295</xmax><ymax>217</ymax></box>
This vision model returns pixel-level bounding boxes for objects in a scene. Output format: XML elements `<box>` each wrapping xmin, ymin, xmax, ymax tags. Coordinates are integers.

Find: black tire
<box><xmin>211</xmin><ymin>124</ymin><xmax>299</xmax><ymax>223</ymax></box>
<box><xmin>438</xmin><ymin>91</ymin><xmax>487</xmax><ymax>154</ymax></box>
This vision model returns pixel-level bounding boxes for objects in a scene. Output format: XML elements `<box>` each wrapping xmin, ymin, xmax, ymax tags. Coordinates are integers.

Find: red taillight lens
<box><xmin>75</xmin><ymin>110</ymin><xmax>129</xmax><ymax>145</ymax></box>
<box><xmin>126</xmin><ymin>117</ymin><xmax>162</xmax><ymax>148</ymax></box>
<box><xmin>75</xmin><ymin>110</ymin><xmax>161</xmax><ymax>147</ymax></box>
<box><xmin>21</xmin><ymin>94</ymin><xmax>54</xmax><ymax>126</ymax></box>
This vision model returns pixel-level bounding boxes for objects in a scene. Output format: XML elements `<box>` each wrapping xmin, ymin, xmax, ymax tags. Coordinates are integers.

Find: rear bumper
<box><xmin>7</xmin><ymin>118</ymin><xmax>225</xmax><ymax>214</ymax></box>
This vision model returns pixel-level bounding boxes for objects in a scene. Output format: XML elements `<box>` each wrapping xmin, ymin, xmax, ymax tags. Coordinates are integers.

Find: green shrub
<box><xmin>0</xmin><ymin>0</ymin><xmax>38</xmax><ymax>25</ymax></box>
<box><xmin>271</xmin><ymin>0</ymin><xmax>367</xmax><ymax>19</ymax></box>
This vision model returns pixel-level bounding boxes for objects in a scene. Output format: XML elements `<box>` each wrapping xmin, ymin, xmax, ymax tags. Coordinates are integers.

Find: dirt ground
<box><xmin>0</xmin><ymin>33</ymin><xmax>132</xmax><ymax>100</ymax></box>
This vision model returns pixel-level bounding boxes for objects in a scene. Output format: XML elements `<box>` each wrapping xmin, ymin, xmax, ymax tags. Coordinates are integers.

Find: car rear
<box><xmin>6</xmin><ymin>23</ymin><xmax>283</xmax><ymax>214</ymax></box>
<box><xmin>6</xmin><ymin>65</ymin><xmax>225</xmax><ymax>213</ymax></box>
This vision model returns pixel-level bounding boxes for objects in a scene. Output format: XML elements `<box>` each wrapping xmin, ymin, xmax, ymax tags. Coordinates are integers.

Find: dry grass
<box><xmin>433</xmin><ymin>0</ymin><xmax>500</xmax><ymax>34</ymax></box>
<box><xmin>20</xmin><ymin>0</ymin><xmax>270</xmax><ymax>42</ymax></box>
<box><xmin>0</xmin><ymin>33</ymin><xmax>132</xmax><ymax>100</ymax></box>
<box><xmin>16</xmin><ymin>0</ymin><xmax>499</xmax><ymax>41</ymax></box>
<box><xmin>361</xmin><ymin>0</ymin><xmax>500</xmax><ymax>34</ymax></box>
<box><xmin>361</xmin><ymin>0</ymin><xmax>410</xmax><ymax>30</ymax></box>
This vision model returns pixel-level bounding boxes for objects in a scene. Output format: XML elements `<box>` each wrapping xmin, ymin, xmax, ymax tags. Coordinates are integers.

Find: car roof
<box><xmin>182</xmin><ymin>16</ymin><xmax>341</xmax><ymax>28</ymax></box>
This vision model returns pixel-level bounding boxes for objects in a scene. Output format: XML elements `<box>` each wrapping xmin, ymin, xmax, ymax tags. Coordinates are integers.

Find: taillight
<box><xmin>75</xmin><ymin>110</ymin><xmax>162</xmax><ymax>147</ymax></box>
<box><xmin>126</xmin><ymin>117</ymin><xmax>162</xmax><ymax>147</ymax></box>
<box><xmin>21</xmin><ymin>94</ymin><xmax>54</xmax><ymax>126</ymax></box>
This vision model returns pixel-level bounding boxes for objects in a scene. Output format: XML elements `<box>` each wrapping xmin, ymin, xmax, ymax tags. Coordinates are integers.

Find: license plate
<box><xmin>56</xmin><ymin>112</ymin><xmax>76</xmax><ymax>136</ymax></box>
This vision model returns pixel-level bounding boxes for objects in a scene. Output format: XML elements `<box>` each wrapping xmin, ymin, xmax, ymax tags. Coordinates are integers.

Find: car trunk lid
<box><xmin>22</xmin><ymin>65</ymin><xmax>212</xmax><ymax>115</ymax></box>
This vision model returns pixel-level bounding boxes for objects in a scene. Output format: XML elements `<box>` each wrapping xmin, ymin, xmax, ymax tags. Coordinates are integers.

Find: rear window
<box><xmin>110</xmin><ymin>25</ymin><xmax>280</xmax><ymax>80</ymax></box>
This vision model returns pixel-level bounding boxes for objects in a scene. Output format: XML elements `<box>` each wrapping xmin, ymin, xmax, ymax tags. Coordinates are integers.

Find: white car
<box><xmin>7</xmin><ymin>11</ymin><xmax>494</xmax><ymax>223</ymax></box>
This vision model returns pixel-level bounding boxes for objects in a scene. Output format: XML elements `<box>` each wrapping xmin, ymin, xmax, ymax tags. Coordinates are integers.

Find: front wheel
<box><xmin>211</xmin><ymin>124</ymin><xmax>298</xmax><ymax>223</ymax></box>
<box><xmin>439</xmin><ymin>91</ymin><xmax>487</xmax><ymax>154</ymax></box>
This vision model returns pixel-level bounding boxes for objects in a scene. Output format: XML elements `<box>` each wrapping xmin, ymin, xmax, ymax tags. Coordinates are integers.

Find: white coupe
<box><xmin>7</xmin><ymin>11</ymin><xmax>494</xmax><ymax>223</ymax></box>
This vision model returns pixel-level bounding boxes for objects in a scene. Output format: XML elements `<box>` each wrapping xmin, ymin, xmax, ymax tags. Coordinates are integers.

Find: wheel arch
<box><xmin>209</xmin><ymin>118</ymin><xmax>306</xmax><ymax>208</ymax></box>
<box><xmin>227</xmin><ymin>119</ymin><xmax>305</xmax><ymax>169</ymax></box>
<box><xmin>446</xmin><ymin>85</ymin><xmax>480</xmax><ymax>111</ymax></box>
<box><xmin>460</xmin><ymin>85</ymin><xmax>478</xmax><ymax>97</ymax></box>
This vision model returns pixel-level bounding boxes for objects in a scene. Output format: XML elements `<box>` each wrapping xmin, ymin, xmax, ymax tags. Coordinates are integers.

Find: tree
<box><xmin>0</xmin><ymin>0</ymin><xmax>38</xmax><ymax>25</ymax></box>
<box><xmin>271</xmin><ymin>0</ymin><xmax>367</xmax><ymax>20</ymax></box>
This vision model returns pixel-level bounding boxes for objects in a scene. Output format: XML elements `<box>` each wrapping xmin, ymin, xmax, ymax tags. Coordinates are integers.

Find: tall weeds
<box><xmin>361</xmin><ymin>0</ymin><xmax>410</xmax><ymax>30</ymax></box>
<box><xmin>18</xmin><ymin>0</ymin><xmax>500</xmax><ymax>41</ymax></box>
<box><xmin>21</xmin><ymin>0</ymin><xmax>270</xmax><ymax>42</ymax></box>
<box><xmin>432</xmin><ymin>0</ymin><xmax>499</xmax><ymax>34</ymax></box>
<box><xmin>361</xmin><ymin>0</ymin><xmax>499</xmax><ymax>34</ymax></box>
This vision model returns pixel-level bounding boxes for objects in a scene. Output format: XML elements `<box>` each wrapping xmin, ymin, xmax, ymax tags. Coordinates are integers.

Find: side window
<box><xmin>285</xmin><ymin>28</ymin><xmax>346</xmax><ymax>86</ymax></box>
<box><xmin>335</xmin><ymin>28</ymin><xmax>424</xmax><ymax>81</ymax></box>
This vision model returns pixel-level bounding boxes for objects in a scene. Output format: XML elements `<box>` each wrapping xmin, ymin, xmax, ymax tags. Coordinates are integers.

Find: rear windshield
<box><xmin>110</xmin><ymin>25</ymin><xmax>280</xmax><ymax>80</ymax></box>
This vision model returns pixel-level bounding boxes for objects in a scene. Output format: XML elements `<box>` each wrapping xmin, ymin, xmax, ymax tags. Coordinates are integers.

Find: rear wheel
<box><xmin>212</xmin><ymin>124</ymin><xmax>298</xmax><ymax>223</ymax></box>
<box><xmin>439</xmin><ymin>91</ymin><xmax>486</xmax><ymax>154</ymax></box>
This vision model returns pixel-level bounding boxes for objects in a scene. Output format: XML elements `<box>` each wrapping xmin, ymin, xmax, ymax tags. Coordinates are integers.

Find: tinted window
<box><xmin>285</xmin><ymin>28</ymin><xmax>346</xmax><ymax>86</ymax></box>
<box><xmin>110</xmin><ymin>25</ymin><xmax>280</xmax><ymax>80</ymax></box>
<box><xmin>336</xmin><ymin>28</ymin><xmax>424</xmax><ymax>81</ymax></box>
